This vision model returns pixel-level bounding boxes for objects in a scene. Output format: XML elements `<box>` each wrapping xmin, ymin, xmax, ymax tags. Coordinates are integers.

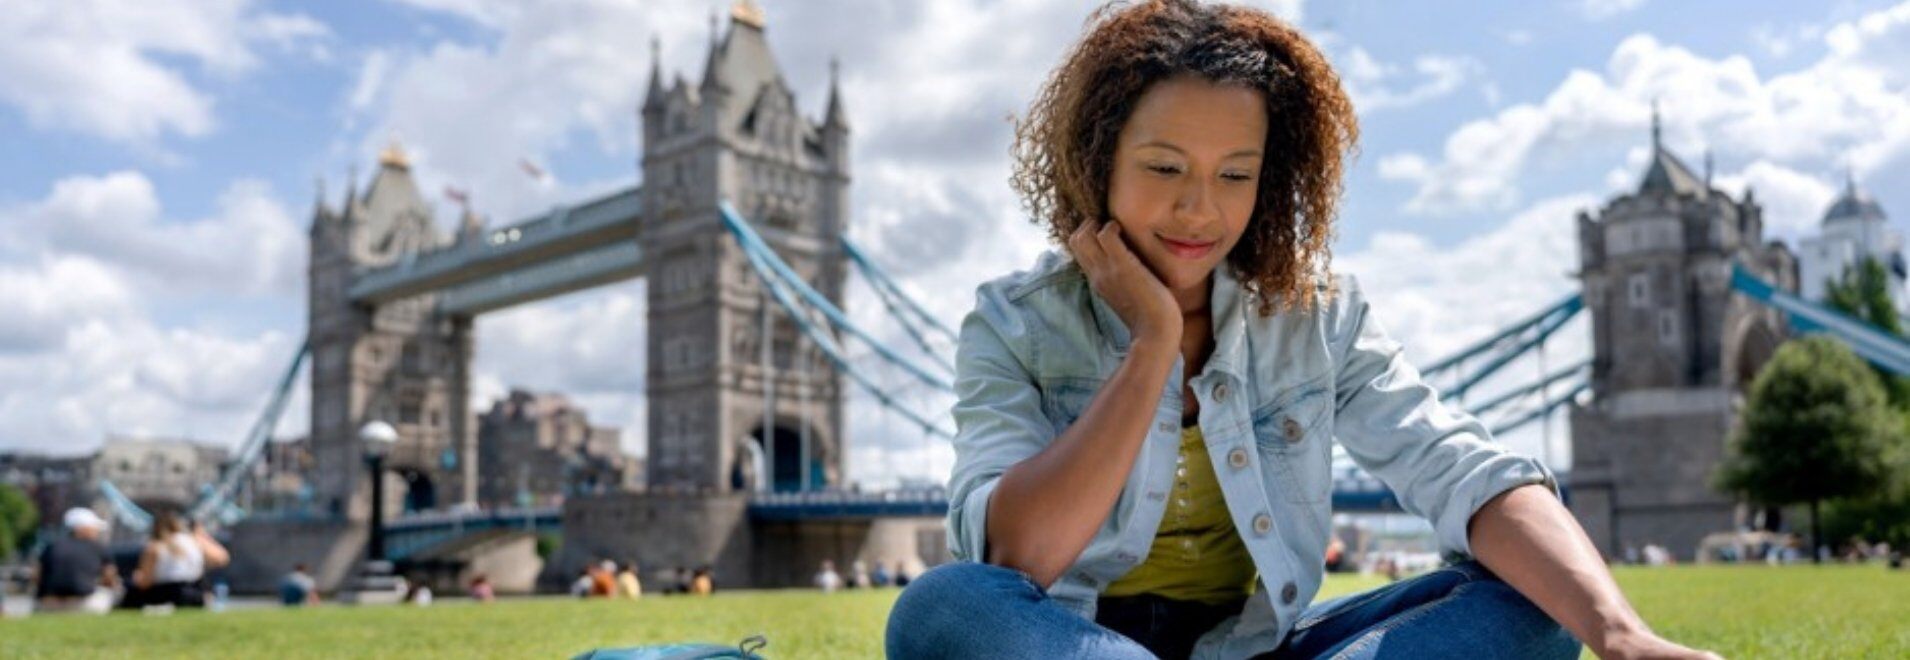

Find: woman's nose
<box><xmin>1175</xmin><ymin>180</ymin><xmax>1221</xmax><ymax>227</ymax></box>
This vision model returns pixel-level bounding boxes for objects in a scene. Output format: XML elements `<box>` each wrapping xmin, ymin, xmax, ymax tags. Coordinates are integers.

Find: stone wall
<box><xmin>221</xmin><ymin>518</ymin><xmax>367</xmax><ymax>595</ymax></box>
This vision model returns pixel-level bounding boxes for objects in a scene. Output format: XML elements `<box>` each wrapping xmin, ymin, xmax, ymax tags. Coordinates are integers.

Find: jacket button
<box><xmin>1251</xmin><ymin>513</ymin><xmax>1271</xmax><ymax>535</ymax></box>
<box><xmin>1227</xmin><ymin>448</ymin><xmax>1248</xmax><ymax>468</ymax></box>
<box><xmin>1280</xmin><ymin>581</ymin><xmax>1298</xmax><ymax>604</ymax></box>
<box><xmin>1212</xmin><ymin>383</ymin><xmax>1230</xmax><ymax>402</ymax></box>
<box><xmin>1282</xmin><ymin>417</ymin><xmax>1303</xmax><ymax>442</ymax></box>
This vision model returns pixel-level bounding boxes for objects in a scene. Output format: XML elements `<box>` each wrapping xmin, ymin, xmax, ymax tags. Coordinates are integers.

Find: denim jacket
<box><xmin>945</xmin><ymin>250</ymin><xmax>1560</xmax><ymax>659</ymax></box>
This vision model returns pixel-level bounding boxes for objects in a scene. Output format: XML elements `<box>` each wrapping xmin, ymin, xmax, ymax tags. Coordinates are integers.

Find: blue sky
<box><xmin>3</xmin><ymin>0</ymin><xmax>1907</xmax><ymax>488</ymax></box>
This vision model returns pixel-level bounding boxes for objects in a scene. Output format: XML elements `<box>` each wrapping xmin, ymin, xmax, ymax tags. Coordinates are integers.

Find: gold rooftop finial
<box><xmin>379</xmin><ymin>138</ymin><xmax>411</xmax><ymax>169</ymax></box>
<box><xmin>731</xmin><ymin>0</ymin><xmax>765</xmax><ymax>29</ymax></box>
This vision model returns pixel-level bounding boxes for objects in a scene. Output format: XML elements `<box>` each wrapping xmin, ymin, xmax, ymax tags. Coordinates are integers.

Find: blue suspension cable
<box><xmin>720</xmin><ymin>202</ymin><xmax>954</xmax><ymax>393</ymax></box>
<box><xmin>860</xmin><ymin>271</ymin><xmax>956</xmax><ymax>373</ymax></box>
<box><xmin>841</xmin><ymin>236</ymin><xmax>959</xmax><ymax>342</ymax></box>
<box><xmin>725</xmin><ymin>208</ymin><xmax>955</xmax><ymax>438</ymax></box>
<box><xmin>190</xmin><ymin>341</ymin><xmax>310</xmax><ymax>521</ymax></box>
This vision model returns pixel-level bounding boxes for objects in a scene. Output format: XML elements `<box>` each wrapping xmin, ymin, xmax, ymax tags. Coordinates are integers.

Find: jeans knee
<box><xmin>898</xmin><ymin>562</ymin><xmax>1031</xmax><ymax>606</ymax></box>
<box><xmin>1463</xmin><ymin>579</ymin><xmax>1582</xmax><ymax>659</ymax></box>
<box><xmin>886</xmin><ymin>562</ymin><xmax>1043</xmax><ymax>659</ymax></box>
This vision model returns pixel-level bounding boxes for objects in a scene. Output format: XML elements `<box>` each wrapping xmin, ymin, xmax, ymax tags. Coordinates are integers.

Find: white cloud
<box><xmin>0</xmin><ymin>321</ymin><xmax>303</xmax><ymax>455</ymax></box>
<box><xmin>0</xmin><ymin>0</ymin><xmax>329</xmax><ymax>147</ymax></box>
<box><xmin>1381</xmin><ymin>3</ymin><xmax>1910</xmax><ymax>216</ymax></box>
<box><xmin>348</xmin><ymin>50</ymin><xmax>392</xmax><ymax>115</ymax></box>
<box><xmin>1579</xmin><ymin>0</ymin><xmax>1647</xmax><ymax>21</ymax></box>
<box><xmin>0</xmin><ymin>171</ymin><xmax>306</xmax><ymax>298</ymax></box>
<box><xmin>1710</xmin><ymin>160</ymin><xmax>1840</xmax><ymax>240</ymax></box>
<box><xmin>1340</xmin><ymin>47</ymin><xmax>1482</xmax><ymax>113</ymax></box>
<box><xmin>0</xmin><ymin>172</ymin><xmax>309</xmax><ymax>454</ymax></box>
<box><xmin>0</xmin><ymin>255</ymin><xmax>136</xmax><ymax>353</ymax></box>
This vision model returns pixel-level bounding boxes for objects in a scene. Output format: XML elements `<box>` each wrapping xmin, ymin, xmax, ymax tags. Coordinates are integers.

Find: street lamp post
<box><xmin>360</xmin><ymin>421</ymin><xmax>398</xmax><ymax>562</ymax></box>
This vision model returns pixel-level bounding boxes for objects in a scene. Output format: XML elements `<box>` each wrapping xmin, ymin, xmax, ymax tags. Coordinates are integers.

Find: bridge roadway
<box><xmin>347</xmin><ymin>186</ymin><xmax>644</xmax><ymax>313</ymax></box>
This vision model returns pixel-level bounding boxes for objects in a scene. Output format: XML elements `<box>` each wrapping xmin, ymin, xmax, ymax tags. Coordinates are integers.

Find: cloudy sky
<box><xmin>2</xmin><ymin>0</ymin><xmax>1907</xmax><ymax>489</ymax></box>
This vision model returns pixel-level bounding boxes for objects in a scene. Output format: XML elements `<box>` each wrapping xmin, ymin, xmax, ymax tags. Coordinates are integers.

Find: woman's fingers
<box><xmin>1095</xmin><ymin>221</ymin><xmax>1145</xmax><ymax>271</ymax></box>
<box><xmin>1070</xmin><ymin>219</ymin><xmax>1105</xmax><ymax>271</ymax></box>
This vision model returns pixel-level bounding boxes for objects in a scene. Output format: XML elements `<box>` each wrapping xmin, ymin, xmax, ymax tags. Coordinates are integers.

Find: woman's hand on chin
<box><xmin>1069</xmin><ymin>219</ymin><xmax>1181</xmax><ymax>346</ymax></box>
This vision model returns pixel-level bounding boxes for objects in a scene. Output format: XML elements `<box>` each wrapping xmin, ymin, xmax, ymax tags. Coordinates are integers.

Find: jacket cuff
<box><xmin>948</xmin><ymin>477</ymin><xmax>1001</xmax><ymax>563</ymax></box>
<box><xmin>1435</xmin><ymin>456</ymin><xmax>1561</xmax><ymax>559</ymax></box>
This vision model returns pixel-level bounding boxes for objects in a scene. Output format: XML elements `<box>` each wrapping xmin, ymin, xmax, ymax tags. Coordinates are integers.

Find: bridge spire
<box><xmin>824</xmin><ymin>56</ymin><xmax>848</xmax><ymax>130</ymax></box>
<box><xmin>701</xmin><ymin>7</ymin><xmax>725</xmax><ymax>91</ymax></box>
<box><xmin>644</xmin><ymin>37</ymin><xmax>666</xmax><ymax>112</ymax></box>
<box><xmin>343</xmin><ymin>163</ymin><xmax>360</xmax><ymax>217</ymax></box>
<box><xmin>1650</xmin><ymin>98</ymin><xmax>1662</xmax><ymax>151</ymax></box>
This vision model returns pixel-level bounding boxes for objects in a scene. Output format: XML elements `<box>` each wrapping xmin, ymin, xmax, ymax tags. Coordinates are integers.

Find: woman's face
<box><xmin>1106</xmin><ymin>75</ymin><xmax>1267</xmax><ymax>303</ymax></box>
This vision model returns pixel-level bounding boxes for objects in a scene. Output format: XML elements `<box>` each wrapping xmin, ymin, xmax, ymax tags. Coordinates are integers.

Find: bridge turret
<box><xmin>638</xmin><ymin>0</ymin><xmax>847</xmax><ymax>495</ymax></box>
<box><xmin>1568</xmin><ymin>110</ymin><xmax>1794</xmax><ymax>563</ymax></box>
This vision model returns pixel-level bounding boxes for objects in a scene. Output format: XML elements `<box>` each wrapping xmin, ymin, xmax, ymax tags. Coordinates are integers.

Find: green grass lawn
<box><xmin>1</xmin><ymin>565</ymin><xmax>1903</xmax><ymax>658</ymax></box>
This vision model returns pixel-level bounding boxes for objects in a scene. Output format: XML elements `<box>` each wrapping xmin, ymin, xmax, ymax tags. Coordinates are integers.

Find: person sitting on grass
<box><xmin>127</xmin><ymin>512</ymin><xmax>229</xmax><ymax>609</ymax></box>
<box><xmin>279</xmin><ymin>563</ymin><xmax>319</xmax><ymax>607</ymax></box>
<box><xmin>616</xmin><ymin>561</ymin><xmax>643</xmax><ymax>600</ymax></box>
<box><xmin>32</xmin><ymin>508</ymin><xmax>118</xmax><ymax>615</ymax></box>
<box><xmin>886</xmin><ymin>2</ymin><xmax>1720</xmax><ymax>658</ymax></box>
<box><xmin>469</xmin><ymin>573</ymin><xmax>495</xmax><ymax>603</ymax></box>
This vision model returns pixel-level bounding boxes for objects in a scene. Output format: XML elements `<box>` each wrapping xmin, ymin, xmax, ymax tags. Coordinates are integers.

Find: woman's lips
<box><xmin>1158</xmin><ymin>235</ymin><xmax>1217</xmax><ymax>259</ymax></box>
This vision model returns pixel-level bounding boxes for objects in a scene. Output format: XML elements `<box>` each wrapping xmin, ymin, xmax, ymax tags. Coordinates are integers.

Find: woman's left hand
<box><xmin>1597</xmin><ymin>629</ymin><xmax>1723</xmax><ymax>660</ymax></box>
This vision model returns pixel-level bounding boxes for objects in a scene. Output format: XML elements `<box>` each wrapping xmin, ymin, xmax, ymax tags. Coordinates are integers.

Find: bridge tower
<box><xmin>638</xmin><ymin>5</ymin><xmax>849</xmax><ymax>494</ymax></box>
<box><xmin>1567</xmin><ymin>112</ymin><xmax>1796</xmax><ymax>560</ymax></box>
<box><xmin>308</xmin><ymin>144</ymin><xmax>477</xmax><ymax>521</ymax></box>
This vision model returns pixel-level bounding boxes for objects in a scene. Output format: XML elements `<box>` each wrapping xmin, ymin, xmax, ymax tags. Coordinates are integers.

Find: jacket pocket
<box><xmin>1252</xmin><ymin>385</ymin><xmax>1333</xmax><ymax>504</ymax></box>
<box><xmin>1040</xmin><ymin>377</ymin><xmax>1102</xmax><ymax>435</ymax></box>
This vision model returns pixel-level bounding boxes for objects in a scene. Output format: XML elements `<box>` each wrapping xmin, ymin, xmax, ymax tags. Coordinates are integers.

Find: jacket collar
<box><xmin>1086</xmin><ymin>261</ymin><xmax>1251</xmax><ymax>382</ymax></box>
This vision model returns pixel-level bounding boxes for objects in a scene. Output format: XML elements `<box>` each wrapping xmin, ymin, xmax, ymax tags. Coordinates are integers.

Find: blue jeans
<box><xmin>885</xmin><ymin>561</ymin><xmax>1582</xmax><ymax>659</ymax></box>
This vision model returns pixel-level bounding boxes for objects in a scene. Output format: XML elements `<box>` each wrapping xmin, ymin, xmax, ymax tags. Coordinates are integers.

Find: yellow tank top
<box><xmin>1103</xmin><ymin>425</ymin><xmax>1258</xmax><ymax>605</ymax></box>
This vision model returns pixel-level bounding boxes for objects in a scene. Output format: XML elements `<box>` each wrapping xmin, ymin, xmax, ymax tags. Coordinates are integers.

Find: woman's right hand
<box><xmin>1068</xmin><ymin>219</ymin><xmax>1181</xmax><ymax>346</ymax></box>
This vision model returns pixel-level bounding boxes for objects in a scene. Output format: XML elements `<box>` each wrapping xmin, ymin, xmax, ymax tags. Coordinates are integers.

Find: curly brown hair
<box><xmin>1011</xmin><ymin>0</ymin><xmax>1358</xmax><ymax>313</ymax></box>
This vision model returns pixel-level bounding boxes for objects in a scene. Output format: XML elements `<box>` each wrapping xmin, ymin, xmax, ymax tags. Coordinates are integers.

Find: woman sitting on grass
<box><xmin>886</xmin><ymin>1</ymin><xmax>1718</xmax><ymax>658</ymax></box>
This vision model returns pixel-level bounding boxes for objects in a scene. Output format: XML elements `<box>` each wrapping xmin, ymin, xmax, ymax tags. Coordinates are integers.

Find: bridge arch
<box><xmin>1725</xmin><ymin>312</ymin><xmax>1783</xmax><ymax>397</ymax></box>
<box><xmin>737</xmin><ymin>420</ymin><xmax>825</xmax><ymax>493</ymax></box>
<box><xmin>395</xmin><ymin>468</ymin><xmax>438</xmax><ymax>513</ymax></box>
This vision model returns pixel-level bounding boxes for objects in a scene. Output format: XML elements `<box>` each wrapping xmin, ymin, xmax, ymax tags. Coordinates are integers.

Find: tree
<box><xmin>1820</xmin><ymin>257</ymin><xmax>1910</xmax><ymax>560</ymax></box>
<box><xmin>1717</xmin><ymin>336</ymin><xmax>1900</xmax><ymax>563</ymax></box>
<box><xmin>1824</xmin><ymin>257</ymin><xmax>1910</xmax><ymax>406</ymax></box>
<box><xmin>0</xmin><ymin>483</ymin><xmax>38</xmax><ymax>560</ymax></box>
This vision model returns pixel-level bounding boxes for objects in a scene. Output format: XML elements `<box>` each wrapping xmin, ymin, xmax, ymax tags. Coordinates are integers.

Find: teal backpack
<box><xmin>572</xmin><ymin>635</ymin><xmax>768</xmax><ymax>660</ymax></box>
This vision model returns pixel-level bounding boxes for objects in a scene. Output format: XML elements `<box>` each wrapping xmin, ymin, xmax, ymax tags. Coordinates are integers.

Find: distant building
<box><xmin>477</xmin><ymin>389</ymin><xmax>642</xmax><ymax>508</ymax></box>
<box><xmin>1798</xmin><ymin>174</ymin><xmax>1903</xmax><ymax>311</ymax></box>
<box><xmin>0</xmin><ymin>452</ymin><xmax>96</xmax><ymax>536</ymax></box>
<box><xmin>93</xmin><ymin>436</ymin><xmax>230</xmax><ymax>513</ymax></box>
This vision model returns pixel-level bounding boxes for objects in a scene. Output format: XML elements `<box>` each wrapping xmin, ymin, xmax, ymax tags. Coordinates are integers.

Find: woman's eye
<box><xmin>1146</xmin><ymin>164</ymin><xmax>1183</xmax><ymax>176</ymax></box>
<box><xmin>1222</xmin><ymin>172</ymin><xmax>1254</xmax><ymax>182</ymax></box>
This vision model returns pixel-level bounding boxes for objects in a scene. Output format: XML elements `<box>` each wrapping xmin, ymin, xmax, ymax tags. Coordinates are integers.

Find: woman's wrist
<box><xmin>1585</xmin><ymin>611</ymin><xmax>1652</xmax><ymax>658</ymax></box>
<box><xmin>1127</xmin><ymin>333</ymin><xmax>1182</xmax><ymax>368</ymax></box>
